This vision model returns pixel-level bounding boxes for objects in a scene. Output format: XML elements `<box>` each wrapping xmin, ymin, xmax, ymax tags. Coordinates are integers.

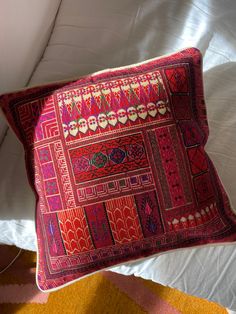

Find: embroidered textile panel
<box><xmin>1</xmin><ymin>48</ymin><xmax>236</xmax><ymax>292</ymax></box>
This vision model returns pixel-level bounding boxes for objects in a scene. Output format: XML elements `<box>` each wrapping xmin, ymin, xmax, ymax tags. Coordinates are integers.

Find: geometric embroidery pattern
<box><xmin>154</xmin><ymin>126</ymin><xmax>187</xmax><ymax>208</ymax></box>
<box><xmin>135</xmin><ymin>191</ymin><xmax>163</xmax><ymax>238</ymax></box>
<box><xmin>58</xmin><ymin>71</ymin><xmax>170</xmax><ymax>142</ymax></box>
<box><xmin>57</xmin><ymin>208</ymin><xmax>94</xmax><ymax>255</ymax></box>
<box><xmin>69</xmin><ymin>133</ymin><xmax>149</xmax><ymax>184</ymax></box>
<box><xmin>179</xmin><ymin>120</ymin><xmax>203</xmax><ymax>147</ymax></box>
<box><xmin>53</xmin><ymin>141</ymin><xmax>77</xmax><ymax>210</ymax></box>
<box><xmin>18</xmin><ymin>95</ymin><xmax>59</xmax><ymax>145</ymax></box>
<box><xmin>171</xmin><ymin>95</ymin><xmax>192</xmax><ymax>120</ymax></box>
<box><xmin>1</xmin><ymin>48</ymin><xmax>236</xmax><ymax>292</ymax></box>
<box><xmin>193</xmin><ymin>172</ymin><xmax>214</xmax><ymax>203</ymax></box>
<box><xmin>77</xmin><ymin>172</ymin><xmax>154</xmax><ymax>205</ymax></box>
<box><xmin>187</xmin><ymin>146</ymin><xmax>208</xmax><ymax>175</ymax></box>
<box><xmin>105</xmin><ymin>196</ymin><xmax>143</xmax><ymax>244</ymax></box>
<box><xmin>84</xmin><ymin>203</ymin><xmax>114</xmax><ymax>249</ymax></box>
<box><xmin>165</xmin><ymin>67</ymin><xmax>188</xmax><ymax>93</ymax></box>
<box><xmin>43</xmin><ymin>213</ymin><xmax>66</xmax><ymax>257</ymax></box>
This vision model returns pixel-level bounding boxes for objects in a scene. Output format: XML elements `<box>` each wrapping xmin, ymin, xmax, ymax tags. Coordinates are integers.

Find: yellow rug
<box><xmin>0</xmin><ymin>246</ymin><xmax>227</xmax><ymax>314</ymax></box>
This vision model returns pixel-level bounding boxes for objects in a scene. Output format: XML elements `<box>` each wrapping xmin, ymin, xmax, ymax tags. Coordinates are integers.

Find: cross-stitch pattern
<box><xmin>1</xmin><ymin>48</ymin><xmax>236</xmax><ymax>292</ymax></box>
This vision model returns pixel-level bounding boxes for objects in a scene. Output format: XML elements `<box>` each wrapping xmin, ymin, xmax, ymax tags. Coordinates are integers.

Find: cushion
<box><xmin>1</xmin><ymin>47</ymin><xmax>236</xmax><ymax>292</ymax></box>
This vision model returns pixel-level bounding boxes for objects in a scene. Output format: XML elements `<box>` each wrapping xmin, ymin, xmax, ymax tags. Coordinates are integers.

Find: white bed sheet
<box><xmin>1</xmin><ymin>0</ymin><xmax>236</xmax><ymax>309</ymax></box>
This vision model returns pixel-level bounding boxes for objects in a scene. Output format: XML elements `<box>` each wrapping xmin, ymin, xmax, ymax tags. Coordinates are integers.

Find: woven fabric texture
<box><xmin>1</xmin><ymin>48</ymin><xmax>236</xmax><ymax>292</ymax></box>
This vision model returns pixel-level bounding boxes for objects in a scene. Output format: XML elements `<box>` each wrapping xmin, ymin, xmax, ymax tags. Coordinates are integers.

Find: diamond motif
<box><xmin>194</xmin><ymin>173</ymin><xmax>214</xmax><ymax>203</ymax></box>
<box><xmin>145</xmin><ymin>202</ymin><xmax>152</xmax><ymax>215</ymax></box>
<box><xmin>91</xmin><ymin>152</ymin><xmax>108</xmax><ymax>168</ymax></box>
<box><xmin>109</xmin><ymin>148</ymin><xmax>126</xmax><ymax>164</ymax></box>
<box><xmin>127</xmin><ymin>144</ymin><xmax>144</xmax><ymax>159</ymax></box>
<box><xmin>2</xmin><ymin>47</ymin><xmax>234</xmax><ymax>293</ymax></box>
<box><xmin>165</xmin><ymin>67</ymin><xmax>188</xmax><ymax>93</ymax></box>
<box><xmin>187</xmin><ymin>146</ymin><xmax>208</xmax><ymax>175</ymax></box>
<box><xmin>179</xmin><ymin>120</ymin><xmax>203</xmax><ymax>146</ymax></box>
<box><xmin>72</xmin><ymin>156</ymin><xmax>90</xmax><ymax>173</ymax></box>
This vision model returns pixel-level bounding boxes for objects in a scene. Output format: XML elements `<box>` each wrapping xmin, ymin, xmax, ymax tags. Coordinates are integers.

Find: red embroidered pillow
<box><xmin>1</xmin><ymin>48</ymin><xmax>236</xmax><ymax>292</ymax></box>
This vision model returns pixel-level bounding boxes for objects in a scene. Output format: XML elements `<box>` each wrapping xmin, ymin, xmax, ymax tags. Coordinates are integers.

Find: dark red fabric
<box><xmin>1</xmin><ymin>48</ymin><xmax>236</xmax><ymax>292</ymax></box>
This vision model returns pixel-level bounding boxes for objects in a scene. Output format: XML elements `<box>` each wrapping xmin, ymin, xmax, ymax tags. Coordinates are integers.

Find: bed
<box><xmin>1</xmin><ymin>0</ymin><xmax>236</xmax><ymax>311</ymax></box>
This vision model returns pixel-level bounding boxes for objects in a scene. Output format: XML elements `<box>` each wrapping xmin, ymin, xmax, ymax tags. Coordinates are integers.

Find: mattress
<box><xmin>1</xmin><ymin>0</ymin><xmax>236</xmax><ymax>310</ymax></box>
